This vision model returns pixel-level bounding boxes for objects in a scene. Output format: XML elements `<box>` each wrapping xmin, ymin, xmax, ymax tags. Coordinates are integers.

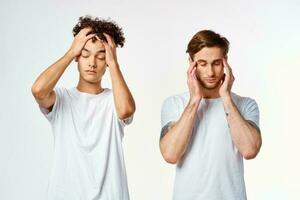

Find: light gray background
<box><xmin>1</xmin><ymin>0</ymin><xmax>299</xmax><ymax>199</ymax></box>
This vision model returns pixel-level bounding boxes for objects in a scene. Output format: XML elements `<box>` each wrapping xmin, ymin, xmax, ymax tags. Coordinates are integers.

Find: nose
<box><xmin>88</xmin><ymin>57</ymin><xmax>96</xmax><ymax>68</ymax></box>
<box><xmin>207</xmin><ymin>65</ymin><xmax>214</xmax><ymax>77</ymax></box>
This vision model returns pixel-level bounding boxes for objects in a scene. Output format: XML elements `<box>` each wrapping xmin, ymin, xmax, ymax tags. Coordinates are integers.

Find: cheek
<box><xmin>77</xmin><ymin>61</ymin><xmax>85</xmax><ymax>72</ymax></box>
<box><xmin>215</xmin><ymin>65</ymin><xmax>224</xmax><ymax>75</ymax></box>
<box><xmin>96</xmin><ymin>60</ymin><xmax>106</xmax><ymax>69</ymax></box>
<box><xmin>78</xmin><ymin>58</ymin><xmax>88</xmax><ymax>66</ymax></box>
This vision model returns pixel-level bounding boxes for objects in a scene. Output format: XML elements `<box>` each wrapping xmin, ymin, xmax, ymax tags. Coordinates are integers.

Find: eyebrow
<box><xmin>196</xmin><ymin>58</ymin><xmax>223</xmax><ymax>63</ymax></box>
<box><xmin>82</xmin><ymin>48</ymin><xmax>106</xmax><ymax>53</ymax></box>
<box><xmin>196</xmin><ymin>59</ymin><xmax>207</xmax><ymax>63</ymax></box>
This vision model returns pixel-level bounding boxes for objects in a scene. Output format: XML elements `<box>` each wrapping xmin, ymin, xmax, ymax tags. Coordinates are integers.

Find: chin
<box><xmin>83</xmin><ymin>77</ymin><xmax>100</xmax><ymax>84</ymax></box>
<box><xmin>203</xmin><ymin>85</ymin><xmax>219</xmax><ymax>90</ymax></box>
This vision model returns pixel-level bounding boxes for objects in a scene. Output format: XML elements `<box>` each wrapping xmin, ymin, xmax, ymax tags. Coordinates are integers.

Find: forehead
<box><xmin>83</xmin><ymin>39</ymin><xmax>105</xmax><ymax>52</ymax></box>
<box><xmin>193</xmin><ymin>46</ymin><xmax>224</xmax><ymax>61</ymax></box>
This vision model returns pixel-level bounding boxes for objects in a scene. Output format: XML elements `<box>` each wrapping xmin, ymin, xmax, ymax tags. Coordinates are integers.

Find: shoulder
<box><xmin>162</xmin><ymin>91</ymin><xmax>189</xmax><ymax>107</ymax></box>
<box><xmin>104</xmin><ymin>88</ymin><xmax>113</xmax><ymax>95</ymax></box>
<box><xmin>54</xmin><ymin>87</ymin><xmax>67</xmax><ymax>96</ymax></box>
<box><xmin>231</xmin><ymin>92</ymin><xmax>259</xmax><ymax>111</ymax></box>
<box><xmin>102</xmin><ymin>88</ymin><xmax>113</xmax><ymax>101</ymax></box>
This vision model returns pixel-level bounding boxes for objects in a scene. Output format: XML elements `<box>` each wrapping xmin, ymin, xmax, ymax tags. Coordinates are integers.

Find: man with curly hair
<box><xmin>159</xmin><ymin>30</ymin><xmax>262</xmax><ymax>199</ymax></box>
<box><xmin>31</xmin><ymin>16</ymin><xmax>135</xmax><ymax>200</ymax></box>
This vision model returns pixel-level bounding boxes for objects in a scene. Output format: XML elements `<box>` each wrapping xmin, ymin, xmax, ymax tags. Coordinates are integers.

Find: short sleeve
<box><xmin>119</xmin><ymin>114</ymin><xmax>134</xmax><ymax>126</ymax></box>
<box><xmin>242</xmin><ymin>98</ymin><xmax>260</xmax><ymax>133</ymax></box>
<box><xmin>38</xmin><ymin>87</ymin><xmax>62</xmax><ymax>123</ymax></box>
<box><xmin>110</xmin><ymin>92</ymin><xmax>134</xmax><ymax>127</ymax></box>
<box><xmin>160</xmin><ymin>96</ymin><xmax>180</xmax><ymax>137</ymax></box>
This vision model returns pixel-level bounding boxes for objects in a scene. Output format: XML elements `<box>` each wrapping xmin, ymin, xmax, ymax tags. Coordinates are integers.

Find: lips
<box><xmin>86</xmin><ymin>70</ymin><xmax>96</xmax><ymax>74</ymax></box>
<box><xmin>205</xmin><ymin>79</ymin><xmax>217</xmax><ymax>83</ymax></box>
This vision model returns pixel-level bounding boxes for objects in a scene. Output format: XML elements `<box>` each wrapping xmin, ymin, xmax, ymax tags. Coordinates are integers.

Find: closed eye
<box><xmin>197</xmin><ymin>61</ymin><xmax>207</xmax><ymax>67</ymax></box>
<box><xmin>96</xmin><ymin>56</ymin><xmax>105</xmax><ymax>60</ymax></box>
<box><xmin>212</xmin><ymin>59</ymin><xmax>222</xmax><ymax>66</ymax></box>
<box><xmin>213</xmin><ymin>61</ymin><xmax>221</xmax><ymax>66</ymax></box>
<box><xmin>81</xmin><ymin>53</ymin><xmax>89</xmax><ymax>58</ymax></box>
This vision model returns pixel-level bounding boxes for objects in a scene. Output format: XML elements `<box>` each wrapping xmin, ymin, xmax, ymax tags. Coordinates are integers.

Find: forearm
<box><xmin>31</xmin><ymin>51</ymin><xmax>74</xmax><ymax>99</ymax></box>
<box><xmin>109</xmin><ymin>62</ymin><xmax>135</xmax><ymax>119</ymax></box>
<box><xmin>222</xmin><ymin>96</ymin><xmax>262</xmax><ymax>159</ymax></box>
<box><xmin>160</xmin><ymin>99</ymin><xmax>200</xmax><ymax>164</ymax></box>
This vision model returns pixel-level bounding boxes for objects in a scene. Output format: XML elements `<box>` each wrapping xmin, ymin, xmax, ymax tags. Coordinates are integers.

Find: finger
<box><xmin>95</xmin><ymin>35</ymin><xmax>101</xmax><ymax>41</ymax></box>
<box><xmin>96</xmin><ymin>36</ymin><xmax>108</xmax><ymax>46</ymax></box>
<box><xmin>223</xmin><ymin>58</ymin><xmax>233</xmax><ymax>75</ymax></box>
<box><xmin>223</xmin><ymin>64</ymin><xmax>228</xmax><ymax>76</ymax></box>
<box><xmin>222</xmin><ymin>58</ymin><xmax>229</xmax><ymax>67</ymax></box>
<box><xmin>85</xmin><ymin>33</ymin><xmax>96</xmax><ymax>41</ymax></box>
<box><xmin>82</xmin><ymin>27</ymin><xmax>93</xmax><ymax>35</ymax></box>
<box><xmin>224</xmin><ymin>71</ymin><xmax>230</xmax><ymax>84</ymax></box>
<box><xmin>94</xmin><ymin>35</ymin><xmax>110</xmax><ymax>50</ymax></box>
<box><xmin>190</xmin><ymin>66</ymin><xmax>196</xmax><ymax>76</ymax></box>
<box><xmin>223</xmin><ymin>60</ymin><xmax>232</xmax><ymax>76</ymax></box>
<box><xmin>188</xmin><ymin>67</ymin><xmax>195</xmax><ymax>83</ymax></box>
<box><xmin>228</xmin><ymin>66</ymin><xmax>234</xmax><ymax>80</ymax></box>
<box><xmin>101</xmin><ymin>39</ymin><xmax>109</xmax><ymax>49</ymax></box>
<box><xmin>103</xmin><ymin>33</ymin><xmax>116</xmax><ymax>47</ymax></box>
<box><xmin>187</xmin><ymin>61</ymin><xmax>196</xmax><ymax>75</ymax></box>
<box><xmin>189</xmin><ymin>67</ymin><xmax>199</xmax><ymax>85</ymax></box>
<box><xmin>218</xmin><ymin>74</ymin><xmax>225</xmax><ymax>86</ymax></box>
<box><xmin>191</xmin><ymin>67</ymin><xmax>198</xmax><ymax>81</ymax></box>
<box><xmin>223</xmin><ymin>58</ymin><xmax>230</xmax><ymax>75</ymax></box>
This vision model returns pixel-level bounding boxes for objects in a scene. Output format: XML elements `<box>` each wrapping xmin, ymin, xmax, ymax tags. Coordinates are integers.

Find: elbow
<box><xmin>31</xmin><ymin>84</ymin><xmax>44</xmax><ymax>99</ymax></box>
<box><xmin>163</xmin><ymin>153</ymin><xmax>179</xmax><ymax>164</ymax></box>
<box><xmin>243</xmin><ymin>151</ymin><xmax>257</xmax><ymax>160</ymax></box>
<box><xmin>118</xmin><ymin>105</ymin><xmax>136</xmax><ymax>120</ymax></box>
<box><xmin>242</xmin><ymin>146</ymin><xmax>261</xmax><ymax>160</ymax></box>
<box><xmin>242</xmin><ymin>135</ymin><xmax>262</xmax><ymax>160</ymax></box>
<box><xmin>161</xmin><ymin>149</ymin><xmax>180</xmax><ymax>164</ymax></box>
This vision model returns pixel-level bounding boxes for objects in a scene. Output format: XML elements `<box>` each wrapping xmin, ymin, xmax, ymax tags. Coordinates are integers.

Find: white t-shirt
<box><xmin>38</xmin><ymin>87</ymin><xmax>133</xmax><ymax>200</ymax></box>
<box><xmin>161</xmin><ymin>92</ymin><xmax>260</xmax><ymax>200</ymax></box>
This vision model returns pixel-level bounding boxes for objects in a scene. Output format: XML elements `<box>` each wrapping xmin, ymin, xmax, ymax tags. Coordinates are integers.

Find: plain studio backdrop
<box><xmin>0</xmin><ymin>0</ymin><xmax>299</xmax><ymax>199</ymax></box>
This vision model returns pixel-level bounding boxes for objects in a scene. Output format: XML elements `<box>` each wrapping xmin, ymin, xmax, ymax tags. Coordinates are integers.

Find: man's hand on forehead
<box><xmin>92</xmin><ymin>32</ymin><xmax>118</xmax><ymax>67</ymax></box>
<box><xmin>68</xmin><ymin>27</ymin><xmax>97</xmax><ymax>58</ymax></box>
<box><xmin>219</xmin><ymin>58</ymin><xmax>235</xmax><ymax>98</ymax></box>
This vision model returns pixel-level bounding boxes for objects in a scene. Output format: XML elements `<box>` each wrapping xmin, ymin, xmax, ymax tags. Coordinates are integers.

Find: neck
<box><xmin>202</xmin><ymin>85</ymin><xmax>221</xmax><ymax>99</ymax></box>
<box><xmin>76</xmin><ymin>78</ymin><xmax>103</xmax><ymax>95</ymax></box>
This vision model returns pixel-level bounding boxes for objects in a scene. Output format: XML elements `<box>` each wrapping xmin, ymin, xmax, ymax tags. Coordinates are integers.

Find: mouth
<box><xmin>86</xmin><ymin>70</ymin><xmax>97</xmax><ymax>74</ymax></box>
<box><xmin>205</xmin><ymin>78</ymin><xmax>217</xmax><ymax>83</ymax></box>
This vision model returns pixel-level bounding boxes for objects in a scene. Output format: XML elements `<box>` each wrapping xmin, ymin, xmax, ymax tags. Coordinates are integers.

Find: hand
<box><xmin>68</xmin><ymin>27</ymin><xmax>96</xmax><ymax>58</ymax></box>
<box><xmin>101</xmin><ymin>33</ymin><xmax>118</xmax><ymax>67</ymax></box>
<box><xmin>187</xmin><ymin>58</ymin><xmax>203</xmax><ymax>103</ymax></box>
<box><xmin>219</xmin><ymin>58</ymin><xmax>235</xmax><ymax>98</ymax></box>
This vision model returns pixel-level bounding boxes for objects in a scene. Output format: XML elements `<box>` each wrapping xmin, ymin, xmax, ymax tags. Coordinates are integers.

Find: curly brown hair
<box><xmin>72</xmin><ymin>15</ymin><xmax>125</xmax><ymax>48</ymax></box>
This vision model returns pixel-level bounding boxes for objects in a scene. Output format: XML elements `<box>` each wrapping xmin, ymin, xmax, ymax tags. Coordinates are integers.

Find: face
<box><xmin>76</xmin><ymin>39</ymin><xmax>106</xmax><ymax>84</ymax></box>
<box><xmin>192</xmin><ymin>46</ymin><xmax>226</xmax><ymax>90</ymax></box>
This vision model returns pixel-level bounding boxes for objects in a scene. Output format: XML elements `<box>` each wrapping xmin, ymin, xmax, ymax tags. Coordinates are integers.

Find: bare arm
<box><xmin>160</xmin><ymin>99</ymin><xmax>200</xmax><ymax>164</ymax></box>
<box><xmin>101</xmin><ymin>33</ymin><xmax>135</xmax><ymax>120</ymax></box>
<box><xmin>31</xmin><ymin>28</ymin><xmax>96</xmax><ymax>111</ymax></box>
<box><xmin>222</xmin><ymin>96</ymin><xmax>262</xmax><ymax>159</ymax></box>
<box><xmin>160</xmin><ymin>60</ymin><xmax>203</xmax><ymax>164</ymax></box>
<box><xmin>219</xmin><ymin>59</ymin><xmax>262</xmax><ymax>159</ymax></box>
<box><xmin>31</xmin><ymin>51</ymin><xmax>74</xmax><ymax>110</ymax></box>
